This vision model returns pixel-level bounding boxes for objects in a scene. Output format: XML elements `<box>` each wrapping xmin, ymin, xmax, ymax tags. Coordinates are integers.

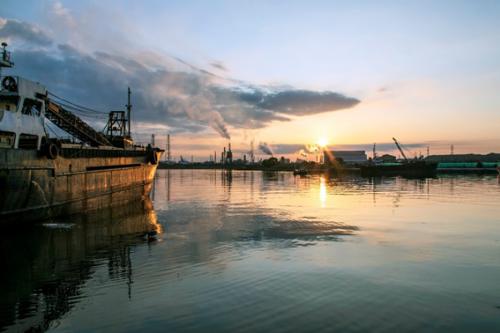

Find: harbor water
<box><xmin>2</xmin><ymin>170</ymin><xmax>500</xmax><ymax>332</ymax></box>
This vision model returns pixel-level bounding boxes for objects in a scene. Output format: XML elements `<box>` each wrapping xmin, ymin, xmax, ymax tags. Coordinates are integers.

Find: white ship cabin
<box><xmin>0</xmin><ymin>42</ymin><xmax>47</xmax><ymax>150</ymax></box>
<box><xmin>0</xmin><ymin>76</ymin><xmax>47</xmax><ymax>150</ymax></box>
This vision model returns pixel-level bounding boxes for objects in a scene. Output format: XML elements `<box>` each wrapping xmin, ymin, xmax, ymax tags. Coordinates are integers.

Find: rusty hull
<box><xmin>0</xmin><ymin>148</ymin><xmax>162</xmax><ymax>223</ymax></box>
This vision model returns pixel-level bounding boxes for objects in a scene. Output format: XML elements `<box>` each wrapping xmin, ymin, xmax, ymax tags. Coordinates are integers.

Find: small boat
<box><xmin>293</xmin><ymin>169</ymin><xmax>308</xmax><ymax>176</ymax></box>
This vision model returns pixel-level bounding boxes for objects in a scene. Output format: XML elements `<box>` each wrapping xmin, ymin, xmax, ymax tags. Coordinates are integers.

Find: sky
<box><xmin>1</xmin><ymin>0</ymin><xmax>500</xmax><ymax>160</ymax></box>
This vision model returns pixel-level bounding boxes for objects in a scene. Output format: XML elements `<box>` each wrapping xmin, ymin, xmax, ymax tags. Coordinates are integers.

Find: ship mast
<box><xmin>0</xmin><ymin>42</ymin><xmax>14</xmax><ymax>77</ymax></box>
<box><xmin>126</xmin><ymin>87</ymin><xmax>132</xmax><ymax>137</ymax></box>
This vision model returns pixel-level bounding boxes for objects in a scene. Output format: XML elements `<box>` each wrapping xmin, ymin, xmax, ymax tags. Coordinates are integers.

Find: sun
<box><xmin>317</xmin><ymin>137</ymin><xmax>328</xmax><ymax>148</ymax></box>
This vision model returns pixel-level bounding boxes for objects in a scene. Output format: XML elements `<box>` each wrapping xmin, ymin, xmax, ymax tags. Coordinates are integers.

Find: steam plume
<box><xmin>259</xmin><ymin>142</ymin><xmax>274</xmax><ymax>155</ymax></box>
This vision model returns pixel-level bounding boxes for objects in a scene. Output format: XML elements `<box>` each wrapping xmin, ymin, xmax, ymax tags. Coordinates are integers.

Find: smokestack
<box><xmin>226</xmin><ymin>142</ymin><xmax>233</xmax><ymax>164</ymax></box>
<box><xmin>250</xmin><ymin>140</ymin><xmax>255</xmax><ymax>163</ymax></box>
<box><xmin>167</xmin><ymin>133</ymin><xmax>171</xmax><ymax>161</ymax></box>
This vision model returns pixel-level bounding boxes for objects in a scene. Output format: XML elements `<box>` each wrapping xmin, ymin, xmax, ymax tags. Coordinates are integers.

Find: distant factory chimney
<box><xmin>250</xmin><ymin>140</ymin><xmax>255</xmax><ymax>163</ymax></box>
<box><xmin>226</xmin><ymin>142</ymin><xmax>233</xmax><ymax>165</ymax></box>
<box><xmin>166</xmin><ymin>133</ymin><xmax>171</xmax><ymax>162</ymax></box>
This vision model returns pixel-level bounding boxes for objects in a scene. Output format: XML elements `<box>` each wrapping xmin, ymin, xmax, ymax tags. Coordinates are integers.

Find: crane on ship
<box><xmin>1</xmin><ymin>42</ymin><xmax>142</xmax><ymax>155</ymax></box>
<box><xmin>392</xmin><ymin>137</ymin><xmax>409</xmax><ymax>162</ymax></box>
<box><xmin>44</xmin><ymin>99</ymin><xmax>113</xmax><ymax>147</ymax></box>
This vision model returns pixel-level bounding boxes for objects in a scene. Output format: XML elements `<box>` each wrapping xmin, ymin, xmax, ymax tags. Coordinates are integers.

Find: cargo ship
<box><xmin>0</xmin><ymin>43</ymin><xmax>163</xmax><ymax>223</ymax></box>
<box><xmin>360</xmin><ymin>138</ymin><xmax>437</xmax><ymax>178</ymax></box>
<box><xmin>360</xmin><ymin>160</ymin><xmax>437</xmax><ymax>177</ymax></box>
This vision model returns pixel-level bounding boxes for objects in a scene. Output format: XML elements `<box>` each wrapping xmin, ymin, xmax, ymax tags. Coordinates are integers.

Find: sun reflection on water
<box><xmin>319</xmin><ymin>176</ymin><xmax>327</xmax><ymax>207</ymax></box>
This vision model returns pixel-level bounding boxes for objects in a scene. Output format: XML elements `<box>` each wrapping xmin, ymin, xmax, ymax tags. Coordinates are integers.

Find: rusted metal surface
<box><xmin>0</xmin><ymin>148</ymin><xmax>162</xmax><ymax>223</ymax></box>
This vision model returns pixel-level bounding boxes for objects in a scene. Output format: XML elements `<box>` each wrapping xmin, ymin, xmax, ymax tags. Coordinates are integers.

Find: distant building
<box><xmin>279</xmin><ymin>156</ymin><xmax>290</xmax><ymax>164</ymax></box>
<box><xmin>324</xmin><ymin>150</ymin><xmax>367</xmax><ymax>165</ymax></box>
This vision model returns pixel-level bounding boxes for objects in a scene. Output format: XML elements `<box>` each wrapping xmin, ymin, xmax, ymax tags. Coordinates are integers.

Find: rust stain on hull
<box><xmin>0</xmin><ymin>148</ymin><xmax>162</xmax><ymax>223</ymax></box>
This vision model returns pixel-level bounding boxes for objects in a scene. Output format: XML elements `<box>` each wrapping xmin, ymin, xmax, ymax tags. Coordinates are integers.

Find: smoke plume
<box><xmin>259</xmin><ymin>142</ymin><xmax>274</xmax><ymax>156</ymax></box>
<box><xmin>0</xmin><ymin>16</ymin><xmax>361</xmax><ymax>140</ymax></box>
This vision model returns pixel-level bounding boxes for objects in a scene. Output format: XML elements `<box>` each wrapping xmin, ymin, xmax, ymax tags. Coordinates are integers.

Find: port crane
<box><xmin>392</xmin><ymin>137</ymin><xmax>409</xmax><ymax>162</ymax></box>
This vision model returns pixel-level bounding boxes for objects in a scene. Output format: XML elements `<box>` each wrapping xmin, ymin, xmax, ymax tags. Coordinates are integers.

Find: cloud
<box><xmin>331</xmin><ymin>142</ymin><xmax>426</xmax><ymax>152</ymax></box>
<box><xmin>210</xmin><ymin>61</ymin><xmax>227</xmax><ymax>71</ymax></box>
<box><xmin>269</xmin><ymin>143</ymin><xmax>305</xmax><ymax>155</ymax></box>
<box><xmin>256</xmin><ymin>90</ymin><xmax>360</xmax><ymax>116</ymax></box>
<box><xmin>0</xmin><ymin>18</ymin><xmax>52</xmax><ymax>46</ymax></box>
<box><xmin>1</xmin><ymin>17</ymin><xmax>361</xmax><ymax>139</ymax></box>
<box><xmin>51</xmin><ymin>1</ymin><xmax>76</xmax><ymax>28</ymax></box>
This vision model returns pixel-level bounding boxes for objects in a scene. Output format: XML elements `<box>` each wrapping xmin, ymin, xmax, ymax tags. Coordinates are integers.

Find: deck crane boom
<box><xmin>392</xmin><ymin>137</ymin><xmax>408</xmax><ymax>162</ymax></box>
<box><xmin>44</xmin><ymin>99</ymin><xmax>112</xmax><ymax>147</ymax></box>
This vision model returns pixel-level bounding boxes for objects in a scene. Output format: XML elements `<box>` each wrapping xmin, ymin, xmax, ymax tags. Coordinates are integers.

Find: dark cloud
<box><xmin>256</xmin><ymin>90</ymin><xmax>360</xmax><ymax>116</ymax></box>
<box><xmin>0</xmin><ymin>18</ymin><xmax>52</xmax><ymax>46</ymax></box>
<box><xmin>269</xmin><ymin>144</ymin><xmax>305</xmax><ymax>155</ymax></box>
<box><xmin>210</xmin><ymin>61</ymin><xmax>227</xmax><ymax>71</ymax></box>
<box><xmin>13</xmin><ymin>45</ymin><xmax>231</xmax><ymax>137</ymax></box>
<box><xmin>2</xmin><ymin>18</ymin><xmax>361</xmax><ymax>138</ymax></box>
<box><xmin>216</xmin><ymin>103</ymin><xmax>290</xmax><ymax>129</ymax></box>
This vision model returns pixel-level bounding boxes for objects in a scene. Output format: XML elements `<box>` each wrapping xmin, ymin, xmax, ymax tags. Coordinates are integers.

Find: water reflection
<box><xmin>319</xmin><ymin>176</ymin><xmax>327</xmax><ymax>207</ymax></box>
<box><xmin>0</xmin><ymin>198</ymin><xmax>159</xmax><ymax>332</ymax></box>
<box><xmin>2</xmin><ymin>171</ymin><xmax>500</xmax><ymax>332</ymax></box>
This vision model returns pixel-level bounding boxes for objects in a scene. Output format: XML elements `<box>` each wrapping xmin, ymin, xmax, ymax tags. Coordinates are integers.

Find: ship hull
<box><xmin>360</xmin><ymin>162</ymin><xmax>438</xmax><ymax>178</ymax></box>
<box><xmin>0</xmin><ymin>148</ymin><xmax>161</xmax><ymax>224</ymax></box>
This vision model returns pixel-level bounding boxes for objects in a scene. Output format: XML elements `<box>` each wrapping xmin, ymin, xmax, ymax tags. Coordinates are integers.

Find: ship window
<box><xmin>21</xmin><ymin>98</ymin><xmax>42</xmax><ymax>117</ymax></box>
<box><xmin>0</xmin><ymin>131</ymin><xmax>15</xmax><ymax>148</ymax></box>
<box><xmin>0</xmin><ymin>95</ymin><xmax>19</xmax><ymax>112</ymax></box>
<box><xmin>18</xmin><ymin>133</ymin><xmax>38</xmax><ymax>149</ymax></box>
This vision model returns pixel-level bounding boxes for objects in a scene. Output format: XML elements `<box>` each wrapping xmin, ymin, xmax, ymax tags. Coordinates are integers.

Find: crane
<box><xmin>45</xmin><ymin>99</ymin><xmax>112</xmax><ymax>146</ymax></box>
<box><xmin>392</xmin><ymin>137</ymin><xmax>408</xmax><ymax>162</ymax></box>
